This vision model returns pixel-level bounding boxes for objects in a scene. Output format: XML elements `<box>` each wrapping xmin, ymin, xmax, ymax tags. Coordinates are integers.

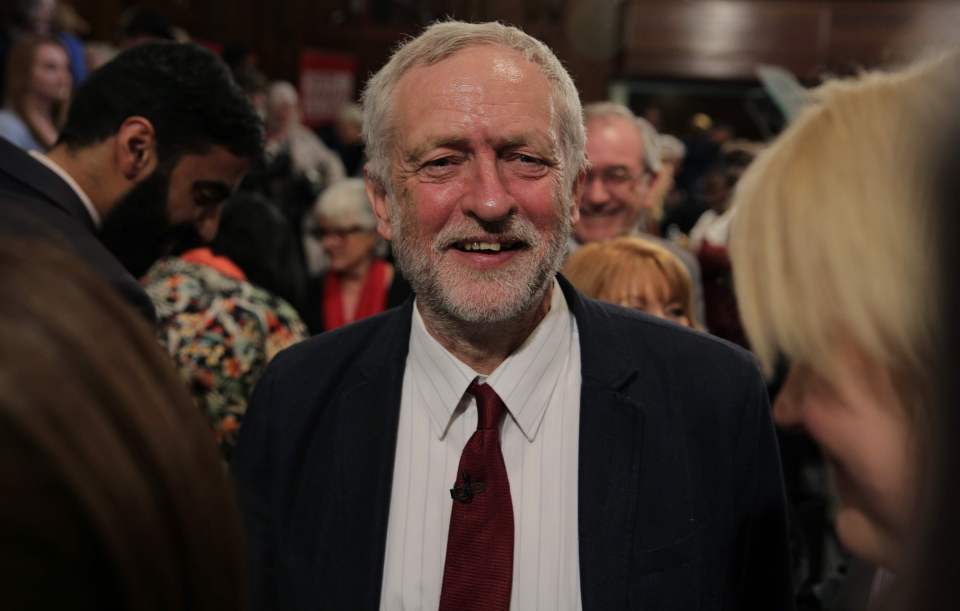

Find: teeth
<box><xmin>462</xmin><ymin>241</ymin><xmax>502</xmax><ymax>252</ymax></box>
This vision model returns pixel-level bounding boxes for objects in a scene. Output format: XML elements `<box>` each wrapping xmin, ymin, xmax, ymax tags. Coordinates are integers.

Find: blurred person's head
<box><xmin>564</xmin><ymin>236</ymin><xmax>696</xmax><ymax>328</ymax></box>
<box><xmin>360</xmin><ymin>21</ymin><xmax>587</xmax><ymax>326</ymax></box>
<box><xmin>266</xmin><ymin>81</ymin><xmax>300</xmax><ymax>135</ymax></box>
<box><xmin>233</xmin><ymin>66</ymin><xmax>268</xmax><ymax>119</ymax></box>
<box><xmin>310</xmin><ymin>178</ymin><xmax>381</xmax><ymax>276</ymax></box>
<box><xmin>0</xmin><ymin>239</ymin><xmax>245</xmax><ymax>611</ymax></box>
<box><xmin>13</xmin><ymin>0</ymin><xmax>57</xmax><ymax>35</ymax></box>
<box><xmin>211</xmin><ymin>192</ymin><xmax>304</xmax><ymax>307</ymax></box>
<box><xmin>576</xmin><ymin>102</ymin><xmax>659</xmax><ymax>243</ymax></box>
<box><xmin>53</xmin><ymin>42</ymin><xmax>263</xmax><ymax>278</ymax></box>
<box><xmin>730</xmin><ymin>54</ymin><xmax>959</xmax><ymax>571</ymax></box>
<box><xmin>698</xmin><ymin>148</ymin><xmax>753</xmax><ymax>213</ymax></box>
<box><xmin>335</xmin><ymin>102</ymin><xmax>363</xmax><ymax>145</ymax></box>
<box><xmin>4</xmin><ymin>34</ymin><xmax>71</xmax><ymax>147</ymax></box>
<box><xmin>115</xmin><ymin>6</ymin><xmax>175</xmax><ymax>49</ymax></box>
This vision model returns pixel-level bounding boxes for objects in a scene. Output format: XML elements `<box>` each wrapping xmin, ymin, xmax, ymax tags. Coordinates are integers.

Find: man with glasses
<box><xmin>574</xmin><ymin>102</ymin><xmax>704</xmax><ymax>324</ymax></box>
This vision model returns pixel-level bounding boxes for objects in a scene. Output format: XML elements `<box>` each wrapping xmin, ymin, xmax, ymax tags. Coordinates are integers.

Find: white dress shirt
<box><xmin>380</xmin><ymin>279</ymin><xmax>583</xmax><ymax>610</ymax></box>
<box><xmin>28</xmin><ymin>150</ymin><xmax>101</xmax><ymax>227</ymax></box>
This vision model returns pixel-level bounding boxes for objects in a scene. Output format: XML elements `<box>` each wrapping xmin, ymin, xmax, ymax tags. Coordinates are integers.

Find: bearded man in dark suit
<box><xmin>0</xmin><ymin>42</ymin><xmax>263</xmax><ymax>321</ymax></box>
<box><xmin>234</xmin><ymin>21</ymin><xmax>793</xmax><ymax>611</ymax></box>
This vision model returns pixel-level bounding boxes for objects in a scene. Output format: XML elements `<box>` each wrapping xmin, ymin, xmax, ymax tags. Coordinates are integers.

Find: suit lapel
<box><xmin>331</xmin><ymin>300</ymin><xmax>413</xmax><ymax>608</ymax></box>
<box><xmin>0</xmin><ymin>138</ymin><xmax>95</xmax><ymax>232</ymax></box>
<box><xmin>560</xmin><ymin>277</ymin><xmax>647</xmax><ymax>611</ymax></box>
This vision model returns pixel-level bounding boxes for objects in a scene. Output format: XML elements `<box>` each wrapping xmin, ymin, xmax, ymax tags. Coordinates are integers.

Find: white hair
<box><xmin>336</xmin><ymin>102</ymin><xmax>363</xmax><ymax>126</ymax></box>
<box><xmin>312</xmin><ymin>178</ymin><xmax>377</xmax><ymax>231</ymax></box>
<box><xmin>583</xmin><ymin>101</ymin><xmax>662</xmax><ymax>174</ymax></box>
<box><xmin>361</xmin><ymin>20</ymin><xmax>587</xmax><ymax>191</ymax></box>
<box><xmin>267</xmin><ymin>81</ymin><xmax>298</xmax><ymax>108</ymax></box>
<box><xmin>658</xmin><ymin>134</ymin><xmax>686</xmax><ymax>164</ymax></box>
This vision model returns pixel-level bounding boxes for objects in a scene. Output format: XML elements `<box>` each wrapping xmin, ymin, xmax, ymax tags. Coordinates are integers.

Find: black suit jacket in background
<box><xmin>0</xmin><ymin>137</ymin><xmax>156</xmax><ymax>321</ymax></box>
<box><xmin>233</xmin><ymin>275</ymin><xmax>795</xmax><ymax>611</ymax></box>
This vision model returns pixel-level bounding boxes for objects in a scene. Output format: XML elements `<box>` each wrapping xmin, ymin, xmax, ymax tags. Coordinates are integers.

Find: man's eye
<box><xmin>419</xmin><ymin>156</ymin><xmax>462</xmax><ymax>178</ymax></box>
<box><xmin>507</xmin><ymin>153</ymin><xmax>550</xmax><ymax>177</ymax></box>
<box><xmin>196</xmin><ymin>191</ymin><xmax>221</xmax><ymax>206</ymax></box>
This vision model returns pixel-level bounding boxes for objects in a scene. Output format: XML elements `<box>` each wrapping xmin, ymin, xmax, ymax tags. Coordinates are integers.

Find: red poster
<box><xmin>299</xmin><ymin>50</ymin><xmax>357</xmax><ymax>126</ymax></box>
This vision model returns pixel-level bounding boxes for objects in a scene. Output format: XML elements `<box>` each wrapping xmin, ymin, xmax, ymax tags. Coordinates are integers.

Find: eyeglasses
<box><xmin>585</xmin><ymin>166</ymin><xmax>647</xmax><ymax>189</ymax></box>
<box><xmin>308</xmin><ymin>226</ymin><xmax>368</xmax><ymax>239</ymax></box>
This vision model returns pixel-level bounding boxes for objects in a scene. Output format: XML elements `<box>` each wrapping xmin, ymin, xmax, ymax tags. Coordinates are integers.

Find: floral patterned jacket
<box><xmin>143</xmin><ymin>256</ymin><xmax>307</xmax><ymax>459</ymax></box>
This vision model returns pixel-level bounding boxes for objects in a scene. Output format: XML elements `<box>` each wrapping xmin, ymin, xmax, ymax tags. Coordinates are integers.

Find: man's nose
<box><xmin>461</xmin><ymin>155</ymin><xmax>516</xmax><ymax>223</ymax></box>
<box><xmin>583</xmin><ymin>173</ymin><xmax>611</xmax><ymax>206</ymax></box>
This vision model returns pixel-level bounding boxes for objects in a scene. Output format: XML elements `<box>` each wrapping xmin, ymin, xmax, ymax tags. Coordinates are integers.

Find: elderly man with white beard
<box><xmin>233</xmin><ymin>21</ymin><xmax>793</xmax><ymax>611</ymax></box>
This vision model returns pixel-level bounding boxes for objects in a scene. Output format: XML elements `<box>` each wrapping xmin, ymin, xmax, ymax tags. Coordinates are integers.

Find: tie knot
<box><xmin>468</xmin><ymin>381</ymin><xmax>506</xmax><ymax>431</ymax></box>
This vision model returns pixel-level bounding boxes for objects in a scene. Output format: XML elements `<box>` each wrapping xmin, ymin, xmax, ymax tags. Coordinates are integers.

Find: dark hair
<box><xmin>58</xmin><ymin>42</ymin><xmax>263</xmax><ymax>163</ymax></box>
<box><xmin>212</xmin><ymin>192</ymin><xmax>305</xmax><ymax>309</ymax></box>
<box><xmin>0</xmin><ymin>238</ymin><xmax>245</xmax><ymax>611</ymax></box>
<box><xmin>116</xmin><ymin>6</ymin><xmax>175</xmax><ymax>42</ymax></box>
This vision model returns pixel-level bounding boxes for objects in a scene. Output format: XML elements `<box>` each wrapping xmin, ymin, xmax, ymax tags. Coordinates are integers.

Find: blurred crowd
<box><xmin>0</xmin><ymin>3</ymin><xmax>958</xmax><ymax>611</ymax></box>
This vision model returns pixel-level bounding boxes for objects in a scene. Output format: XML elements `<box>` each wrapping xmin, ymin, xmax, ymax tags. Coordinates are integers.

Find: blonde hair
<box><xmin>563</xmin><ymin>236</ymin><xmax>697</xmax><ymax>327</ymax></box>
<box><xmin>361</xmin><ymin>20</ymin><xmax>586</xmax><ymax>192</ymax></box>
<box><xmin>730</xmin><ymin>54</ymin><xmax>959</xmax><ymax>392</ymax></box>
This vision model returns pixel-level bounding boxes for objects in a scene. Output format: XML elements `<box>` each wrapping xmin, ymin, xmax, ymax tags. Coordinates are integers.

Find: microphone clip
<box><xmin>450</xmin><ymin>472</ymin><xmax>486</xmax><ymax>503</ymax></box>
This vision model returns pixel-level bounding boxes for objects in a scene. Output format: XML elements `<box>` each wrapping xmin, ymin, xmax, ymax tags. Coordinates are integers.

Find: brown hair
<box><xmin>4</xmin><ymin>34</ymin><xmax>70</xmax><ymax>148</ymax></box>
<box><xmin>0</xmin><ymin>239</ymin><xmax>246</xmax><ymax>611</ymax></box>
<box><xmin>563</xmin><ymin>236</ymin><xmax>697</xmax><ymax>328</ymax></box>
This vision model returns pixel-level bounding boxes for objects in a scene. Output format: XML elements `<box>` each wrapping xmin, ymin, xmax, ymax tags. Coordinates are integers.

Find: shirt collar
<box><xmin>407</xmin><ymin>278</ymin><xmax>574</xmax><ymax>442</ymax></box>
<box><xmin>28</xmin><ymin>150</ymin><xmax>101</xmax><ymax>227</ymax></box>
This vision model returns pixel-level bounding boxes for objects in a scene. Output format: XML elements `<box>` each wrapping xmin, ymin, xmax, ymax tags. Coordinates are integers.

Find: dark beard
<box><xmin>99</xmin><ymin>166</ymin><xmax>202</xmax><ymax>279</ymax></box>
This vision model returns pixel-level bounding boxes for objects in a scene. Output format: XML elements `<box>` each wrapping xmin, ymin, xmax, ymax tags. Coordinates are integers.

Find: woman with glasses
<box><xmin>303</xmin><ymin>178</ymin><xmax>410</xmax><ymax>333</ymax></box>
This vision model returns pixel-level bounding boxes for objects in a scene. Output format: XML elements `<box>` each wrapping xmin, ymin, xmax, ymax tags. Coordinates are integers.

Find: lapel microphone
<box><xmin>450</xmin><ymin>472</ymin><xmax>486</xmax><ymax>503</ymax></box>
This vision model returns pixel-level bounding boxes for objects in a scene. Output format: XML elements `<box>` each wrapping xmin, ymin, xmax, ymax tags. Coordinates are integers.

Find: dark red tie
<box><xmin>438</xmin><ymin>381</ymin><xmax>514</xmax><ymax>611</ymax></box>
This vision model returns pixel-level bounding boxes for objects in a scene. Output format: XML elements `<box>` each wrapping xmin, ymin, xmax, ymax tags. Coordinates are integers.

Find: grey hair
<box><xmin>361</xmin><ymin>20</ymin><xmax>587</xmax><ymax>191</ymax></box>
<box><xmin>337</xmin><ymin>102</ymin><xmax>363</xmax><ymax>126</ymax></box>
<box><xmin>312</xmin><ymin>178</ymin><xmax>377</xmax><ymax>231</ymax></box>
<box><xmin>267</xmin><ymin>81</ymin><xmax>298</xmax><ymax>108</ymax></box>
<box><xmin>658</xmin><ymin>134</ymin><xmax>686</xmax><ymax>164</ymax></box>
<box><xmin>583</xmin><ymin>101</ymin><xmax>662</xmax><ymax>174</ymax></box>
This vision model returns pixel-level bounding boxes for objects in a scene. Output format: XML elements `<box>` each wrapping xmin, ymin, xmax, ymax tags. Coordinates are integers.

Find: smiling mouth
<box><xmin>578</xmin><ymin>206</ymin><xmax>622</xmax><ymax>218</ymax></box>
<box><xmin>452</xmin><ymin>240</ymin><xmax>524</xmax><ymax>253</ymax></box>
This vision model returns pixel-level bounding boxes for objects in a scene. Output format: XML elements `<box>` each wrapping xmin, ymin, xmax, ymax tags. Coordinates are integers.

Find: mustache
<box><xmin>433</xmin><ymin>217</ymin><xmax>542</xmax><ymax>250</ymax></box>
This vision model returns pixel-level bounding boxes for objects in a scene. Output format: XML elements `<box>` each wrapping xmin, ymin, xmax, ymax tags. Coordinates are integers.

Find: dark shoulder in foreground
<box><xmin>264</xmin><ymin>300</ymin><xmax>412</xmax><ymax>383</ymax></box>
<box><xmin>569</xmin><ymin>287</ymin><xmax>764</xmax><ymax>404</ymax></box>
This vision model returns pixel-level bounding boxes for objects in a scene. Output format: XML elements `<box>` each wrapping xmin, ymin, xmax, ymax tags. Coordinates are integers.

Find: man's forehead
<box><xmin>587</xmin><ymin>116</ymin><xmax>645</xmax><ymax>161</ymax></box>
<box><xmin>391</xmin><ymin>46</ymin><xmax>557</xmax><ymax>154</ymax></box>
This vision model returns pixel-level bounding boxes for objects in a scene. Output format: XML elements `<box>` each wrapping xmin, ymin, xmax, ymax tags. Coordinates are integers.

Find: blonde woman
<box><xmin>564</xmin><ymin>235</ymin><xmax>698</xmax><ymax>328</ymax></box>
<box><xmin>730</xmin><ymin>54</ymin><xmax>958</xmax><ymax>580</ymax></box>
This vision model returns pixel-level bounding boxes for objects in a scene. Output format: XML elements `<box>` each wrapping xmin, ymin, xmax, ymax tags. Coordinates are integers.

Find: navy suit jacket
<box><xmin>0</xmin><ymin>137</ymin><xmax>155</xmax><ymax>321</ymax></box>
<box><xmin>233</xmin><ymin>276</ymin><xmax>794</xmax><ymax>610</ymax></box>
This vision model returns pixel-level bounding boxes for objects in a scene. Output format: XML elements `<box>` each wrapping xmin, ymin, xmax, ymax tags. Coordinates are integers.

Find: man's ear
<box><xmin>365</xmin><ymin>166</ymin><xmax>394</xmax><ymax>241</ymax></box>
<box><xmin>115</xmin><ymin>117</ymin><xmax>157</xmax><ymax>182</ymax></box>
<box><xmin>569</xmin><ymin>167</ymin><xmax>586</xmax><ymax>225</ymax></box>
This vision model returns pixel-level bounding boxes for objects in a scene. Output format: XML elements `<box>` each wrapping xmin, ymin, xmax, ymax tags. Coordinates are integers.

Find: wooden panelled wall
<box><xmin>72</xmin><ymin>0</ymin><xmax>960</xmax><ymax>101</ymax></box>
<box><xmin>623</xmin><ymin>1</ymin><xmax>960</xmax><ymax>80</ymax></box>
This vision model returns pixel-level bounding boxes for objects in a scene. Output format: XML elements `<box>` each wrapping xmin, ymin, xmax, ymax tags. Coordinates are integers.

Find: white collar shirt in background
<box><xmin>380</xmin><ymin>279</ymin><xmax>583</xmax><ymax>610</ymax></box>
<box><xmin>28</xmin><ymin>150</ymin><xmax>101</xmax><ymax>228</ymax></box>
